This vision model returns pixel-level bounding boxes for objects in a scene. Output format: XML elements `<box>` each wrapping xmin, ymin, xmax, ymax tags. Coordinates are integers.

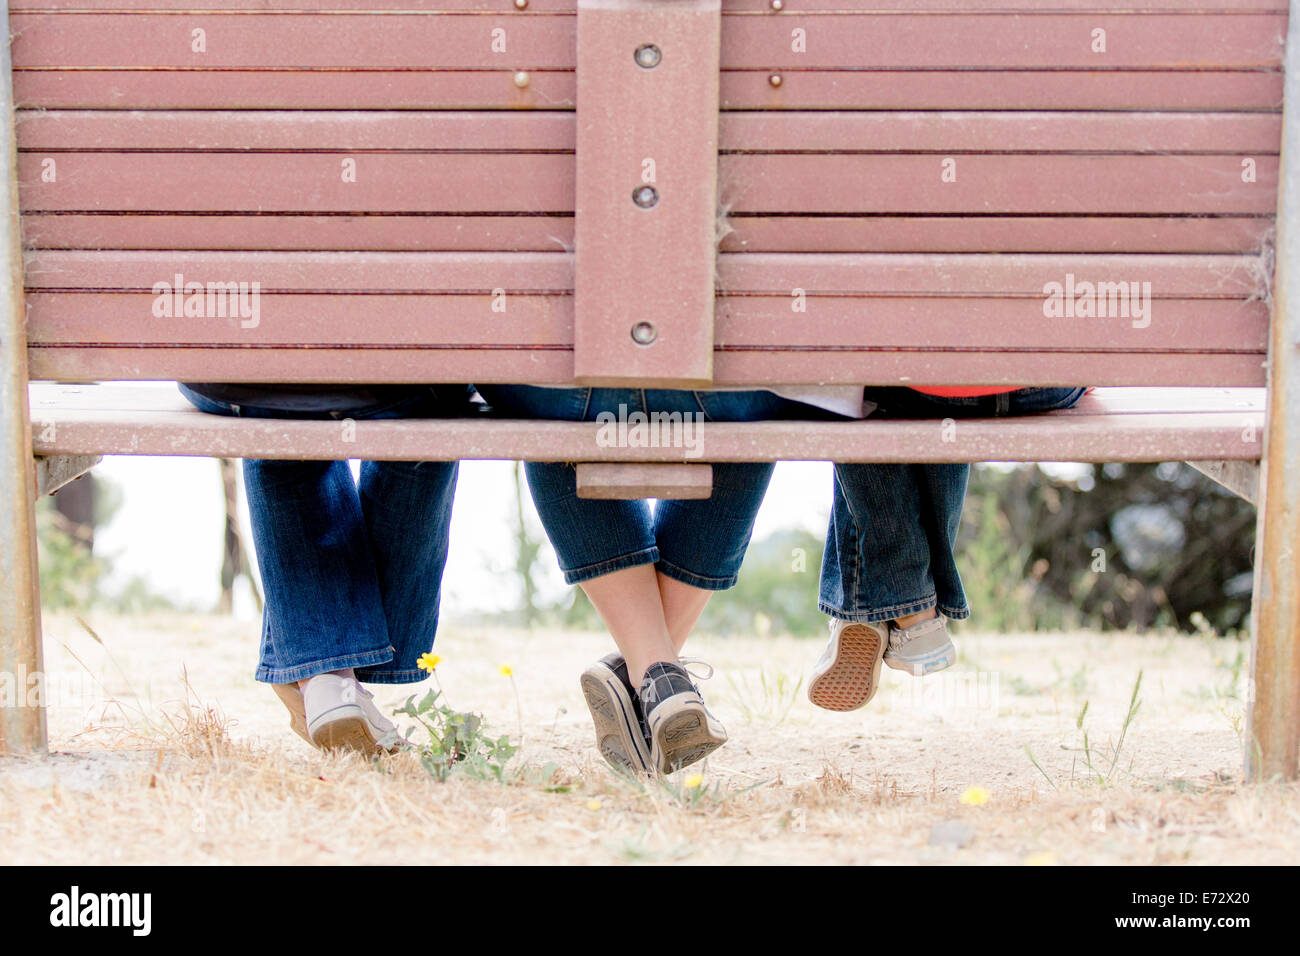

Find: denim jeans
<box><xmin>819</xmin><ymin>386</ymin><xmax>1089</xmax><ymax>623</ymax></box>
<box><xmin>177</xmin><ymin>384</ymin><xmax>464</xmax><ymax>684</ymax></box>
<box><xmin>475</xmin><ymin>386</ymin><xmax>829</xmax><ymax>589</ymax></box>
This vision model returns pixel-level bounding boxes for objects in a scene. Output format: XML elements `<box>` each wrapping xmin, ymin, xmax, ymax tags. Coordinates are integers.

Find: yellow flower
<box><xmin>499</xmin><ymin>664</ymin><xmax>514</xmax><ymax>677</ymax></box>
<box><xmin>958</xmin><ymin>786</ymin><xmax>991</xmax><ymax>807</ymax></box>
<box><xmin>586</xmin><ymin>799</ymin><xmax>602</xmax><ymax>811</ymax></box>
<box><xmin>1024</xmin><ymin>851</ymin><xmax>1058</xmax><ymax>867</ymax></box>
<box><xmin>417</xmin><ymin>653</ymin><xmax>442</xmax><ymax>673</ymax></box>
<box><xmin>684</xmin><ymin>774</ymin><xmax>704</xmax><ymax>789</ymax></box>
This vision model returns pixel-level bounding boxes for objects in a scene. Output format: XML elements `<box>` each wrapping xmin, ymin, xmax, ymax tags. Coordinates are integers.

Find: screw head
<box><xmin>632</xmin><ymin>185</ymin><xmax>659</xmax><ymax>208</ymax></box>
<box><xmin>512</xmin><ymin>71</ymin><xmax>530</xmax><ymax>88</ymax></box>
<box><xmin>514</xmin><ymin>0</ymin><xmax>528</xmax><ymax>8</ymax></box>
<box><xmin>771</xmin><ymin>0</ymin><xmax>783</xmax><ymax>9</ymax></box>
<box><xmin>634</xmin><ymin>43</ymin><xmax>662</xmax><ymax>69</ymax></box>
<box><xmin>631</xmin><ymin>322</ymin><xmax>658</xmax><ymax>345</ymax></box>
<box><xmin>768</xmin><ymin>73</ymin><xmax>783</xmax><ymax>88</ymax></box>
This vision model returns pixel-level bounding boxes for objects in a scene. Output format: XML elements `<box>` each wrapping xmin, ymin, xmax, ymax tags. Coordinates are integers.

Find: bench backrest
<box><xmin>11</xmin><ymin>0</ymin><xmax>1284</xmax><ymax>389</ymax></box>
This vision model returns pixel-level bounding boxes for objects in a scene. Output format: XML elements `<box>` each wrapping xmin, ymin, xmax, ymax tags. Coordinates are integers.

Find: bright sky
<box><xmin>92</xmin><ymin>454</ymin><xmax>835</xmax><ymax>622</ymax></box>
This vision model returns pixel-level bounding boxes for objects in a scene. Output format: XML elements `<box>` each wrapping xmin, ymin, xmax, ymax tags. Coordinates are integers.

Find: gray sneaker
<box><xmin>807</xmin><ymin>617</ymin><xmax>888</xmax><ymax>711</ymax></box>
<box><xmin>579</xmin><ymin>654</ymin><xmax>652</xmax><ymax>776</ymax></box>
<box><xmin>884</xmin><ymin>616</ymin><xmax>956</xmax><ymax>675</ymax></box>
<box><xmin>302</xmin><ymin>674</ymin><xmax>400</xmax><ymax>754</ymax></box>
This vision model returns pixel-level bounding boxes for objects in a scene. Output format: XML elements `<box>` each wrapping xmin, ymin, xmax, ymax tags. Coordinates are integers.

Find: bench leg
<box><xmin>0</xmin><ymin>5</ymin><xmax>47</xmax><ymax>756</ymax></box>
<box><xmin>1247</xmin><ymin>0</ymin><xmax>1300</xmax><ymax>782</ymax></box>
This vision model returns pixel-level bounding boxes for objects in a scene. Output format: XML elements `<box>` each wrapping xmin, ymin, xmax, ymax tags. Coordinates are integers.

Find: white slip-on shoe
<box><xmin>807</xmin><ymin>617</ymin><xmax>888</xmax><ymax>712</ymax></box>
<box><xmin>884</xmin><ymin>615</ymin><xmax>956</xmax><ymax>675</ymax></box>
<box><xmin>271</xmin><ymin>682</ymin><xmax>312</xmax><ymax>745</ymax></box>
<box><xmin>303</xmin><ymin>674</ymin><xmax>401</xmax><ymax>754</ymax></box>
<box><xmin>579</xmin><ymin>653</ymin><xmax>652</xmax><ymax>776</ymax></box>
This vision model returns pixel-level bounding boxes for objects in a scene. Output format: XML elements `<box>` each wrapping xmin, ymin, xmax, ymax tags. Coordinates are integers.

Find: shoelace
<box><xmin>677</xmin><ymin>657</ymin><xmax>715</xmax><ymax>681</ymax></box>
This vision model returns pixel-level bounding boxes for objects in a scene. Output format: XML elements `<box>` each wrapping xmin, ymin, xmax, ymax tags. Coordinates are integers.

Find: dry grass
<box><xmin>1</xmin><ymin>611</ymin><xmax>1298</xmax><ymax>865</ymax></box>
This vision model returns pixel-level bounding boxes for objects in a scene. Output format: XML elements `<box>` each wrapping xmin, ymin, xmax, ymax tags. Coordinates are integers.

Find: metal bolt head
<box><xmin>513</xmin><ymin>71</ymin><xmax>530</xmax><ymax>88</ymax></box>
<box><xmin>768</xmin><ymin>73</ymin><xmax>783</xmax><ymax>88</ymax></box>
<box><xmin>632</xmin><ymin>185</ymin><xmax>659</xmax><ymax>208</ymax></box>
<box><xmin>634</xmin><ymin>43</ymin><xmax>662</xmax><ymax>69</ymax></box>
<box><xmin>771</xmin><ymin>0</ymin><xmax>783</xmax><ymax>9</ymax></box>
<box><xmin>514</xmin><ymin>0</ymin><xmax>528</xmax><ymax>8</ymax></box>
<box><xmin>631</xmin><ymin>322</ymin><xmax>658</xmax><ymax>345</ymax></box>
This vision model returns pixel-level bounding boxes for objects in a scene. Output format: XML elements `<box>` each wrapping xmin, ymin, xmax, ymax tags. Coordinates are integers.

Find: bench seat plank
<box><xmin>15</xmin><ymin>109</ymin><xmax>1282</xmax><ymax>153</ymax></box>
<box><xmin>14</xmin><ymin>70</ymin><xmax>1282</xmax><ymax>112</ymax></box>
<box><xmin>9</xmin><ymin>14</ymin><xmax>1282</xmax><ymax>70</ymax></box>
<box><xmin>26</xmin><ymin>383</ymin><xmax>1264</xmax><ymax>463</ymax></box>
<box><xmin>19</xmin><ymin>214</ymin><xmax>1273</xmax><ymax>255</ymax></box>
<box><xmin>17</xmin><ymin>153</ymin><xmax>1273</xmax><ymax>215</ymax></box>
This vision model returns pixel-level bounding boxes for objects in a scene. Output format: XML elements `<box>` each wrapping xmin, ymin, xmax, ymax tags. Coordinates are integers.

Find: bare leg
<box><xmin>657</xmin><ymin>572</ymin><xmax>713</xmax><ymax>653</ymax></box>
<box><xmin>579</xmin><ymin>564</ymin><xmax>676</xmax><ymax>686</ymax></box>
<box><xmin>894</xmin><ymin>608</ymin><xmax>938</xmax><ymax>628</ymax></box>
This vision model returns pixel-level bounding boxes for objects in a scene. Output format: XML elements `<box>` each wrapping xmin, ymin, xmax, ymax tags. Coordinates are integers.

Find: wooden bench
<box><xmin>2</xmin><ymin>0</ymin><xmax>1296</xmax><ymax>779</ymax></box>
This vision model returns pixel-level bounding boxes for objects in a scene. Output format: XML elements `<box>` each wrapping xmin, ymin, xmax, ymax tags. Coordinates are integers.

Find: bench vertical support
<box><xmin>573</xmin><ymin>0</ymin><xmax>721</xmax><ymax>387</ymax></box>
<box><xmin>0</xmin><ymin>0</ymin><xmax>48</xmax><ymax>756</ymax></box>
<box><xmin>1247</xmin><ymin>0</ymin><xmax>1300</xmax><ymax>782</ymax></box>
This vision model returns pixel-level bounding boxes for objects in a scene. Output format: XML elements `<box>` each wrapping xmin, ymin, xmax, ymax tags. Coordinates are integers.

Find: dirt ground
<box><xmin>2</xmin><ymin>611</ymin><xmax>1297</xmax><ymax>865</ymax></box>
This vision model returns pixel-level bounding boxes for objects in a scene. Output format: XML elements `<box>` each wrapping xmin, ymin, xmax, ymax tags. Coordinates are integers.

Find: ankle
<box><xmin>893</xmin><ymin>608</ymin><xmax>939</xmax><ymax>629</ymax></box>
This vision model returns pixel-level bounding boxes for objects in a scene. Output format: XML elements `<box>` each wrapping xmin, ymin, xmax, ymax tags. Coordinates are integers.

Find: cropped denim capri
<box><xmin>476</xmin><ymin>386</ymin><xmax>827</xmax><ymax>590</ymax></box>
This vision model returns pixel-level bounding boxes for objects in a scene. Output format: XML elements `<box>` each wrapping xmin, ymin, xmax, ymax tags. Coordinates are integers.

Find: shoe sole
<box><xmin>884</xmin><ymin>643</ymin><xmax>956</xmax><ymax>675</ymax></box>
<box><xmin>808</xmin><ymin>623</ymin><xmax>886</xmax><ymax>712</ymax></box>
<box><xmin>646</xmin><ymin>695</ymin><xmax>727</xmax><ymax>775</ymax></box>
<box><xmin>580</xmin><ymin>670</ymin><xmax>650</xmax><ymax>776</ymax></box>
<box><xmin>308</xmin><ymin>704</ymin><xmax>393</xmax><ymax>756</ymax></box>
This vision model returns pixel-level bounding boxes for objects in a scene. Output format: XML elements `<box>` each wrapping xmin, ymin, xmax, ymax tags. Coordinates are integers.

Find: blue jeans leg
<box><xmin>179</xmin><ymin>384</ymin><xmax>461</xmax><ymax>684</ymax></box>
<box><xmin>819</xmin><ymin>462</ymin><xmax>971</xmax><ymax>624</ymax></box>
<box><xmin>818</xmin><ymin>386</ymin><xmax>1087</xmax><ymax>623</ymax></box>
<box><xmin>477</xmin><ymin>385</ymin><xmax>781</xmax><ymax>590</ymax></box>
<box><xmin>243</xmin><ymin>458</ymin><xmax>395</xmax><ymax>683</ymax></box>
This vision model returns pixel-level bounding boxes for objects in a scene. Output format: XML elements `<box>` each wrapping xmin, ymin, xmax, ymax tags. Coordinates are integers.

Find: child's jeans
<box><xmin>177</xmin><ymin>383</ymin><xmax>465</xmax><ymax>685</ymax></box>
<box><xmin>820</xmin><ymin>387</ymin><xmax>1089</xmax><ymax>624</ymax></box>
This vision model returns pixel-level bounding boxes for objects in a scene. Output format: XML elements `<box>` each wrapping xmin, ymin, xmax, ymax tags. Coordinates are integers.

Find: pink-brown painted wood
<box><xmin>10</xmin><ymin>0</ymin><xmax>1287</xmax><ymax>10</ymax></box>
<box><xmin>8</xmin><ymin>14</ymin><xmax>1284</xmax><ymax>70</ymax></box>
<box><xmin>572</xmin><ymin>0</ymin><xmax>720</xmax><ymax>387</ymax></box>
<box><xmin>575</xmin><ymin>462</ymin><xmax>713</xmax><ymax>500</ymax></box>
<box><xmin>12</xmin><ymin>69</ymin><xmax>1281</xmax><ymax>112</ymax></box>
<box><xmin>24</xmin><ymin>250</ymin><xmax>574</xmax><ymax>290</ymax></box>
<box><xmin>712</xmin><ymin>350</ymin><xmax>1266</xmax><ymax>388</ymax></box>
<box><xmin>25</xmin><ymin>293</ymin><xmax>571</xmax><ymax>346</ymax></box>
<box><xmin>15</xmin><ymin>109</ymin><xmax>1281</xmax><ymax>154</ymax></box>
<box><xmin>16</xmin><ymin>154</ymin><xmax>1274</xmax><ymax>215</ymax></box>
<box><xmin>10</xmin><ymin>0</ymin><xmax>1289</xmax><ymax>10</ymax></box>
<box><xmin>23</xmin><ymin>250</ymin><xmax>1263</xmax><ymax>297</ymax></box>
<box><xmin>28</xmin><ymin>293</ymin><xmax>1259</xmax><ymax>350</ymax></box>
<box><xmin>25</xmin><ymin>382</ymin><xmax>1266</xmax><ymax>463</ymax></box>
<box><xmin>26</xmin><ymin>345</ymin><xmax>1263</xmax><ymax>387</ymax></box>
<box><xmin>18</xmin><ymin>214</ymin><xmax>1271</xmax><ymax>255</ymax></box>
<box><xmin>18</xmin><ymin>214</ymin><xmax>578</xmax><ymax>253</ymax></box>
<box><xmin>26</xmin><ymin>346</ymin><xmax>578</xmax><ymax>384</ymax></box>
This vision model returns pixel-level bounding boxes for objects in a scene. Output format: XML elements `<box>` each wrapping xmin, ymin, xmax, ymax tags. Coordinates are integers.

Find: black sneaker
<box><xmin>579</xmin><ymin>654</ymin><xmax>652</xmax><ymax>775</ymax></box>
<box><xmin>638</xmin><ymin>661</ymin><xmax>728</xmax><ymax>775</ymax></box>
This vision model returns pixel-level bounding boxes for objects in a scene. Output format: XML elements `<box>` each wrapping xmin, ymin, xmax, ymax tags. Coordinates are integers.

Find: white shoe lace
<box><xmin>676</xmin><ymin>656</ymin><xmax>715</xmax><ymax>681</ymax></box>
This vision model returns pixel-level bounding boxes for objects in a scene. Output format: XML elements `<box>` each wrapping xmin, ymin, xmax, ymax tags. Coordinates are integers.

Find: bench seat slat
<box><xmin>15</xmin><ymin>110</ymin><xmax>1282</xmax><ymax>154</ymax></box>
<box><xmin>26</xmin><ymin>383</ymin><xmax>1265</xmax><ymax>463</ymax></box>
<box><xmin>27</xmin><ymin>347</ymin><xmax>1265</xmax><ymax>388</ymax></box>
<box><xmin>9</xmin><ymin>14</ymin><xmax>1283</xmax><ymax>70</ymax></box>
<box><xmin>9</xmin><ymin>0</ymin><xmax>1288</xmax><ymax>11</ymax></box>
<box><xmin>22</xmin><ymin>250</ymin><xmax>1265</xmax><ymax>296</ymax></box>
<box><xmin>16</xmin><ymin>154</ymin><xmax>1274</xmax><ymax>215</ymax></box>
<box><xmin>19</xmin><ymin>213</ymin><xmax>1273</xmax><ymax>255</ymax></box>
<box><xmin>14</xmin><ymin>69</ymin><xmax>1282</xmax><ymax>111</ymax></box>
